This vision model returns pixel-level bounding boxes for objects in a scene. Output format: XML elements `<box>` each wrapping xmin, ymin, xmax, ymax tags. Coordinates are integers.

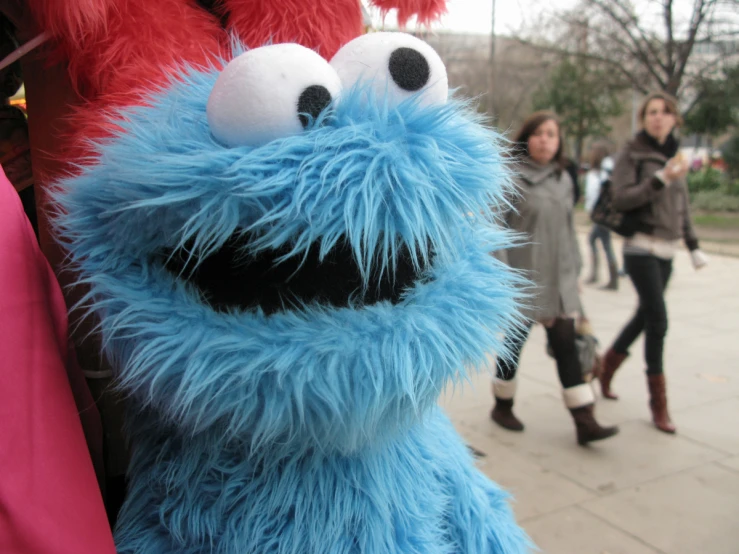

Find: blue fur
<box><xmin>55</xmin><ymin>48</ymin><xmax>533</xmax><ymax>553</ymax></box>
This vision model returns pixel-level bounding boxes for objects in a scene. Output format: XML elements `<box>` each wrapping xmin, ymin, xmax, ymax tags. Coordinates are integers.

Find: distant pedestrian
<box><xmin>599</xmin><ymin>92</ymin><xmax>709</xmax><ymax>434</ymax></box>
<box><xmin>490</xmin><ymin>111</ymin><xmax>619</xmax><ymax>446</ymax></box>
<box><xmin>584</xmin><ymin>144</ymin><xmax>619</xmax><ymax>290</ymax></box>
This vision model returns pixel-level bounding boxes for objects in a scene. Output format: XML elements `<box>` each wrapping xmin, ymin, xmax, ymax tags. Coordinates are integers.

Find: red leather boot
<box><xmin>647</xmin><ymin>374</ymin><xmax>676</xmax><ymax>434</ymax></box>
<box><xmin>599</xmin><ymin>348</ymin><xmax>628</xmax><ymax>400</ymax></box>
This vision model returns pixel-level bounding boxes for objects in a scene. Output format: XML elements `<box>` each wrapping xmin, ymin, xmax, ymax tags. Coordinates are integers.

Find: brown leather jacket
<box><xmin>610</xmin><ymin>132</ymin><xmax>699</xmax><ymax>250</ymax></box>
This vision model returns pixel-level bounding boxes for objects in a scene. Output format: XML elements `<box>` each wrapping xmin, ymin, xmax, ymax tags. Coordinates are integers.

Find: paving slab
<box><xmin>582</xmin><ymin>464</ymin><xmax>739</xmax><ymax>554</ymax></box>
<box><xmin>442</xmin><ymin>234</ymin><xmax>739</xmax><ymax>551</ymax></box>
<box><xmin>717</xmin><ymin>457</ymin><xmax>739</xmax><ymax>474</ymax></box>
<box><xmin>459</xmin><ymin>427</ymin><xmax>595</xmax><ymax>522</ymax></box>
<box><xmin>654</xmin><ymin>367</ymin><xmax>739</xmax><ymax>412</ymax></box>
<box><xmin>673</xmin><ymin>397</ymin><xmax>739</xmax><ymax>455</ymax></box>
<box><xmin>457</xmin><ymin>397</ymin><xmax>724</xmax><ymax>493</ymax></box>
<box><xmin>590</xmin><ymin>375</ymin><xmax>739</xmax><ymax>429</ymax></box>
<box><xmin>522</xmin><ymin>506</ymin><xmax>662</xmax><ymax>554</ymax></box>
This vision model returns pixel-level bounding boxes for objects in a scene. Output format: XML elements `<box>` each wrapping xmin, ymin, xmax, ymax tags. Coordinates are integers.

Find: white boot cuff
<box><xmin>493</xmin><ymin>378</ymin><xmax>517</xmax><ymax>400</ymax></box>
<box><xmin>562</xmin><ymin>383</ymin><xmax>595</xmax><ymax>409</ymax></box>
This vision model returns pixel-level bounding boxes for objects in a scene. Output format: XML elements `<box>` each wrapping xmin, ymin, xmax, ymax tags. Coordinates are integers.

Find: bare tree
<box><xmin>516</xmin><ymin>0</ymin><xmax>739</xmax><ymax>99</ymax></box>
<box><xmin>416</xmin><ymin>31</ymin><xmax>555</xmax><ymax>132</ymax></box>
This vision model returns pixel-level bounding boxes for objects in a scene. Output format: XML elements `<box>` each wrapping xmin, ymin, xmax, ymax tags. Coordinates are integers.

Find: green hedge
<box><xmin>687</xmin><ymin>168</ymin><xmax>727</xmax><ymax>194</ymax></box>
<box><xmin>685</xmin><ymin>169</ymin><xmax>739</xmax><ymax>211</ymax></box>
<box><xmin>691</xmin><ymin>190</ymin><xmax>739</xmax><ymax>212</ymax></box>
<box><xmin>727</xmin><ymin>179</ymin><xmax>739</xmax><ymax>197</ymax></box>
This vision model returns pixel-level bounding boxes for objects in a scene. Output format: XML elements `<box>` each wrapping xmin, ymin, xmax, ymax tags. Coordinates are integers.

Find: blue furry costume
<box><xmin>56</xmin><ymin>33</ymin><xmax>532</xmax><ymax>553</ymax></box>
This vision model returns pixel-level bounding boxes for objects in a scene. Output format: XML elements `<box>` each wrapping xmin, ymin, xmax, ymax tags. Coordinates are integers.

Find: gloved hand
<box><xmin>690</xmin><ymin>249</ymin><xmax>709</xmax><ymax>270</ymax></box>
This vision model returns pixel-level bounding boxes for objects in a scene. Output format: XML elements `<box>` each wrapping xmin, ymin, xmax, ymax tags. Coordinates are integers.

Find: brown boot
<box><xmin>647</xmin><ymin>374</ymin><xmax>676</xmax><ymax>434</ymax></box>
<box><xmin>569</xmin><ymin>405</ymin><xmax>620</xmax><ymax>445</ymax></box>
<box><xmin>600</xmin><ymin>348</ymin><xmax>628</xmax><ymax>400</ymax></box>
<box><xmin>490</xmin><ymin>378</ymin><xmax>524</xmax><ymax>431</ymax></box>
<box><xmin>491</xmin><ymin>398</ymin><xmax>525</xmax><ymax>432</ymax></box>
<box><xmin>563</xmin><ymin>384</ymin><xmax>619</xmax><ymax>445</ymax></box>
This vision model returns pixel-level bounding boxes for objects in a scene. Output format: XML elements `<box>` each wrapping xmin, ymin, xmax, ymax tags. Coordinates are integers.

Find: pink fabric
<box><xmin>0</xmin><ymin>167</ymin><xmax>116</xmax><ymax>554</ymax></box>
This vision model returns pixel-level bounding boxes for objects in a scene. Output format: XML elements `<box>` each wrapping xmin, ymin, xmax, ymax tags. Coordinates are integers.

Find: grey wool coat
<box><xmin>501</xmin><ymin>159</ymin><xmax>583</xmax><ymax>322</ymax></box>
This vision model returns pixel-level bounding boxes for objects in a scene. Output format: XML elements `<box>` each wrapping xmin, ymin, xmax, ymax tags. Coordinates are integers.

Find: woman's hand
<box><xmin>691</xmin><ymin>249</ymin><xmax>709</xmax><ymax>270</ymax></box>
<box><xmin>664</xmin><ymin>154</ymin><xmax>689</xmax><ymax>182</ymax></box>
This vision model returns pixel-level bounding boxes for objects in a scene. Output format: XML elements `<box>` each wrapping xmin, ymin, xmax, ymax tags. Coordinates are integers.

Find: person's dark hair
<box><xmin>588</xmin><ymin>143</ymin><xmax>610</xmax><ymax>171</ymax></box>
<box><xmin>514</xmin><ymin>111</ymin><xmax>566</xmax><ymax>173</ymax></box>
<box><xmin>638</xmin><ymin>91</ymin><xmax>683</xmax><ymax>128</ymax></box>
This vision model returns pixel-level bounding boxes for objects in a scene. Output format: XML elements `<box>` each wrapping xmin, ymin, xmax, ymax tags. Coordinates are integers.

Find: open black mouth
<box><xmin>157</xmin><ymin>232</ymin><xmax>432</xmax><ymax>315</ymax></box>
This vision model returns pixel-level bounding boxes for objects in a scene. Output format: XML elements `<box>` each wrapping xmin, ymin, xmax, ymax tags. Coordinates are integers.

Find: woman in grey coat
<box><xmin>491</xmin><ymin>111</ymin><xmax>619</xmax><ymax>445</ymax></box>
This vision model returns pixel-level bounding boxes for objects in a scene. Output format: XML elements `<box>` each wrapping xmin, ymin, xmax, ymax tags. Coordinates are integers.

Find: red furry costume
<box><xmin>4</xmin><ymin>0</ymin><xmax>448</xmax><ymax>536</ymax></box>
<box><xmin>26</xmin><ymin>0</ymin><xmax>447</xmax><ymax>162</ymax></box>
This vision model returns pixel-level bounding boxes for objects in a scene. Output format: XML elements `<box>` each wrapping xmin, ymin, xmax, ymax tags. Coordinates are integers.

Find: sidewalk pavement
<box><xmin>440</xmin><ymin>233</ymin><xmax>739</xmax><ymax>553</ymax></box>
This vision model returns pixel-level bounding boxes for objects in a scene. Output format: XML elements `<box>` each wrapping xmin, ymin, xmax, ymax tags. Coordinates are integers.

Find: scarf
<box><xmin>637</xmin><ymin>129</ymin><xmax>680</xmax><ymax>159</ymax></box>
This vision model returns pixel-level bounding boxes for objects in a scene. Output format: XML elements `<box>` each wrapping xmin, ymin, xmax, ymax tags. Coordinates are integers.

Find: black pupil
<box><xmin>298</xmin><ymin>85</ymin><xmax>332</xmax><ymax>128</ymax></box>
<box><xmin>388</xmin><ymin>47</ymin><xmax>430</xmax><ymax>92</ymax></box>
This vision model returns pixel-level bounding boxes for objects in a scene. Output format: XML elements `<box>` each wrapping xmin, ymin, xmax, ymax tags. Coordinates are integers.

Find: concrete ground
<box><xmin>440</xmin><ymin>234</ymin><xmax>739</xmax><ymax>553</ymax></box>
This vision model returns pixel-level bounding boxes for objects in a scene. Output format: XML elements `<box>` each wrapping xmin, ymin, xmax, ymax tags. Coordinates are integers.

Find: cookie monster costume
<box><xmin>20</xmin><ymin>0</ymin><xmax>455</xmax><ymax>521</ymax></box>
<box><xmin>54</xmin><ymin>28</ymin><xmax>532</xmax><ymax>553</ymax></box>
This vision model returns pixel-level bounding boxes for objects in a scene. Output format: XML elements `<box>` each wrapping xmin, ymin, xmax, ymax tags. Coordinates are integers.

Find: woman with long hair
<box><xmin>599</xmin><ymin>92</ymin><xmax>708</xmax><ymax>433</ymax></box>
<box><xmin>584</xmin><ymin>144</ymin><xmax>619</xmax><ymax>290</ymax></box>
<box><xmin>491</xmin><ymin>111</ymin><xmax>619</xmax><ymax>446</ymax></box>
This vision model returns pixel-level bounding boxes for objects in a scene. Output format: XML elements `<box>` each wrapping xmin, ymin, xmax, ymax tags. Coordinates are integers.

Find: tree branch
<box><xmin>610</xmin><ymin>0</ymin><xmax>670</xmax><ymax>74</ymax></box>
<box><xmin>511</xmin><ymin>36</ymin><xmax>650</xmax><ymax>94</ymax></box>
<box><xmin>668</xmin><ymin>0</ymin><xmax>713</xmax><ymax>94</ymax></box>
<box><xmin>512</xmin><ymin>0</ymin><xmax>737</xmax><ymax>99</ymax></box>
<box><xmin>546</xmin><ymin>12</ymin><xmax>661</xmax><ymax>89</ymax></box>
<box><xmin>680</xmin><ymin>54</ymin><xmax>729</xmax><ymax>91</ymax></box>
<box><xmin>584</xmin><ymin>0</ymin><xmax>668</xmax><ymax>85</ymax></box>
<box><xmin>683</xmin><ymin>88</ymin><xmax>709</xmax><ymax>117</ymax></box>
<box><xmin>569</xmin><ymin>19</ymin><xmax>663</xmax><ymax>87</ymax></box>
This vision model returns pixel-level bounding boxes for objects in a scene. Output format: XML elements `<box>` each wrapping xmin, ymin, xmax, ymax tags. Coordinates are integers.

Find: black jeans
<box><xmin>613</xmin><ymin>254</ymin><xmax>673</xmax><ymax>375</ymax></box>
<box><xmin>496</xmin><ymin>319</ymin><xmax>584</xmax><ymax>389</ymax></box>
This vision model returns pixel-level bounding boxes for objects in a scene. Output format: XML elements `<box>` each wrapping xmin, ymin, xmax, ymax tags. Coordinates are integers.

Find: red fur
<box><xmin>63</xmin><ymin>91</ymin><xmax>167</xmax><ymax>168</ymax></box>
<box><xmin>224</xmin><ymin>0</ymin><xmax>363</xmax><ymax>59</ymax></box>
<box><xmin>54</xmin><ymin>0</ymin><xmax>225</xmax><ymax>98</ymax></box>
<box><xmin>371</xmin><ymin>0</ymin><xmax>447</xmax><ymax>27</ymax></box>
<box><xmin>26</xmin><ymin>0</ymin><xmax>115</xmax><ymax>44</ymax></box>
<box><xmin>31</xmin><ymin>0</ymin><xmax>226</xmax><ymax>157</ymax></box>
<box><xmin>29</xmin><ymin>0</ymin><xmax>446</xmax><ymax>163</ymax></box>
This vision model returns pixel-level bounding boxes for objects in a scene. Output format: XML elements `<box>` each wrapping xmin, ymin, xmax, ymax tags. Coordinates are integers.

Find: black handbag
<box><xmin>590</xmin><ymin>162</ymin><xmax>645</xmax><ymax>238</ymax></box>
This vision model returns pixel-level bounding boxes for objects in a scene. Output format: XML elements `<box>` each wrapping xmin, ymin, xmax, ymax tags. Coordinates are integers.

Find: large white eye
<box><xmin>330</xmin><ymin>32</ymin><xmax>447</xmax><ymax>108</ymax></box>
<box><xmin>207</xmin><ymin>44</ymin><xmax>342</xmax><ymax>147</ymax></box>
